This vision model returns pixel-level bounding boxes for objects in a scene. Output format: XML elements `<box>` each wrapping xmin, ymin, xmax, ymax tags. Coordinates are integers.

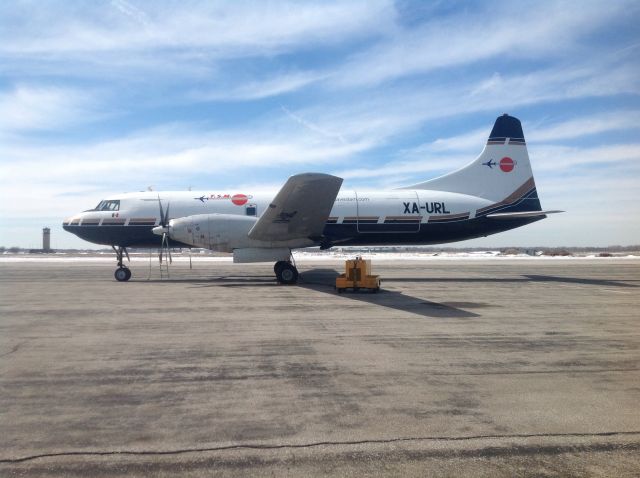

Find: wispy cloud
<box><xmin>280</xmin><ymin>106</ymin><xmax>347</xmax><ymax>144</ymax></box>
<box><xmin>0</xmin><ymin>85</ymin><xmax>104</xmax><ymax>132</ymax></box>
<box><xmin>529</xmin><ymin>111</ymin><xmax>640</xmax><ymax>142</ymax></box>
<box><xmin>531</xmin><ymin>143</ymin><xmax>640</xmax><ymax>172</ymax></box>
<box><xmin>0</xmin><ymin>120</ymin><xmax>375</xmax><ymax>217</ymax></box>
<box><xmin>391</xmin><ymin>110</ymin><xmax>640</xmax><ymax>156</ymax></box>
<box><xmin>0</xmin><ymin>1</ymin><xmax>394</xmax><ymax>56</ymax></box>
<box><xmin>110</xmin><ymin>0</ymin><xmax>152</xmax><ymax>29</ymax></box>
<box><xmin>330</xmin><ymin>0</ymin><xmax>638</xmax><ymax>87</ymax></box>
<box><xmin>192</xmin><ymin>71</ymin><xmax>326</xmax><ymax>102</ymax></box>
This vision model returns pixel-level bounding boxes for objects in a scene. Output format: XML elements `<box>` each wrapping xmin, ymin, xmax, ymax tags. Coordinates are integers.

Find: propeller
<box><xmin>155</xmin><ymin>196</ymin><xmax>172</xmax><ymax>265</ymax></box>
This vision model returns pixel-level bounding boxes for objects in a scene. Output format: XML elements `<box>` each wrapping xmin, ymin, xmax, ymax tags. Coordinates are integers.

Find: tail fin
<box><xmin>402</xmin><ymin>114</ymin><xmax>542</xmax><ymax>211</ymax></box>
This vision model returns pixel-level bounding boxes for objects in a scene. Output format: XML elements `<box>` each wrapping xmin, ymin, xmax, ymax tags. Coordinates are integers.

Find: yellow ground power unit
<box><xmin>335</xmin><ymin>256</ymin><xmax>381</xmax><ymax>293</ymax></box>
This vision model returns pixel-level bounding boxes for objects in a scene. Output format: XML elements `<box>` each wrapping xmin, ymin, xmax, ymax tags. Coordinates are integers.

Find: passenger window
<box><xmin>245</xmin><ymin>205</ymin><xmax>257</xmax><ymax>216</ymax></box>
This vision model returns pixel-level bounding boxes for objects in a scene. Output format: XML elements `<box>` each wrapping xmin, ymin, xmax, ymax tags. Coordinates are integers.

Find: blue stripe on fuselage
<box><xmin>63</xmin><ymin>215</ymin><xmax>542</xmax><ymax>249</ymax></box>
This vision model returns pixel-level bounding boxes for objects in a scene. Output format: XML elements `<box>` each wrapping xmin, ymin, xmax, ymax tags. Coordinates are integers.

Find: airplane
<box><xmin>63</xmin><ymin>114</ymin><xmax>562</xmax><ymax>283</ymax></box>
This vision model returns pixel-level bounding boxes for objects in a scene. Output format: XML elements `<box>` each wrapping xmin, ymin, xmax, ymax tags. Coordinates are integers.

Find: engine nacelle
<box><xmin>166</xmin><ymin>213</ymin><xmax>316</xmax><ymax>254</ymax></box>
<box><xmin>167</xmin><ymin>214</ymin><xmax>256</xmax><ymax>251</ymax></box>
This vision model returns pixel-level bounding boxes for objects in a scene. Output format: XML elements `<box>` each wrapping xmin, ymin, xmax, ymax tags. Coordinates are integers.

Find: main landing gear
<box><xmin>112</xmin><ymin>246</ymin><xmax>131</xmax><ymax>282</ymax></box>
<box><xmin>274</xmin><ymin>260</ymin><xmax>298</xmax><ymax>285</ymax></box>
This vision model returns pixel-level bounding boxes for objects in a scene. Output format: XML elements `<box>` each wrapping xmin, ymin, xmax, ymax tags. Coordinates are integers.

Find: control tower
<box><xmin>43</xmin><ymin>228</ymin><xmax>51</xmax><ymax>252</ymax></box>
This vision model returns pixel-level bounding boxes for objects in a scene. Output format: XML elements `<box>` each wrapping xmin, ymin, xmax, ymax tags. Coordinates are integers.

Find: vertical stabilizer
<box><xmin>401</xmin><ymin>114</ymin><xmax>542</xmax><ymax>211</ymax></box>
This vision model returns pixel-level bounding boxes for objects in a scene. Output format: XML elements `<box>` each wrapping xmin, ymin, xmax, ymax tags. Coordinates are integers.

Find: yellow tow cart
<box><xmin>335</xmin><ymin>256</ymin><xmax>381</xmax><ymax>293</ymax></box>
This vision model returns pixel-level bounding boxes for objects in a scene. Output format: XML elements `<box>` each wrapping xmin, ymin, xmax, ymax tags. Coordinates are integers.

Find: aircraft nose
<box><xmin>62</xmin><ymin>214</ymin><xmax>80</xmax><ymax>230</ymax></box>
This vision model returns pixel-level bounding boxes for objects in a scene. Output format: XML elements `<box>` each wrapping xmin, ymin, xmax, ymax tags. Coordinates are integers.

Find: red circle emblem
<box><xmin>499</xmin><ymin>157</ymin><xmax>515</xmax><ymax>172</ymax></box>
<box><xmin>231</xmin><ymin>194</ymin><xmax>248</xmax><ymax>206</ymax></box>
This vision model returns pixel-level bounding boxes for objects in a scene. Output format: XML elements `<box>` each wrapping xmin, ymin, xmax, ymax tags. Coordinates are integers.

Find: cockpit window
<box><xmin>94</xmin><ymin>200</ymin><xmax>120</xmax><ymax>211</ymax></box>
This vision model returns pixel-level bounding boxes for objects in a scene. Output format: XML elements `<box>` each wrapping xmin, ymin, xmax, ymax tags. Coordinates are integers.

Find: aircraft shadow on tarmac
<box><xmin>522</xmin><ymin>274</ymin><xmax>637</xmax><ymax>288</ymax></box>
<box><xmin>177</xmin><ymin>269</ymin><xmax>482</xmax><ymax>319</ymax></box>
<box><xmin>143</xmin><ymin>270</ymin><xmax>635</xmax><ymax>319</ymax></box>
<box><xmin>388</xmin><ymin>275</ymin><xmax>637</xmax><ymax>288</ymax></box>
<box><xmin>298</xmin><ymin>269</ymin><xmax>483</xmax><ymax>319</ymax></box>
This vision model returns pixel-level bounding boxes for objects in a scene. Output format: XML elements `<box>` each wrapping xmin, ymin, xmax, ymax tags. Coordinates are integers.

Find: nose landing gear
<box><xmin>115</xmin><ymin>266</ymin><xmax>132</xmax><ymax>282</ymax></box>
<box><xmin>112</xmin><ymin>246</ymin><xmax>131</xmax><ymax>282</ymax></box>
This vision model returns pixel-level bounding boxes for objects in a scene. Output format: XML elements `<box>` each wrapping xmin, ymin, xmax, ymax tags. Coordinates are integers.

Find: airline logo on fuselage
<box><xmin>195</xmin><ymin>193</ymin><xmax>253</xmax><ymax>204</ymax></box>
<box><xmin>403</xmin><ymin>202</ymin><xmax>451</xmax><ymax>214</ymax></box>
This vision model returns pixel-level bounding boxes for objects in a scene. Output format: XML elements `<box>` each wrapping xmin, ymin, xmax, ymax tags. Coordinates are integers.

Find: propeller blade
<box><xmin>157</xmin><ymin>195</ymin><xmax>165</xmax><ymax>227</ymax></box>
<box><xmin>156</xmin><ymin>197</ymin><xmax>172</xmax><ymax>269</ymax></box>
<box><xmin>164</xmin><ymin>202</ymin><xmax>170</xmax><ymax>228</ymax></box>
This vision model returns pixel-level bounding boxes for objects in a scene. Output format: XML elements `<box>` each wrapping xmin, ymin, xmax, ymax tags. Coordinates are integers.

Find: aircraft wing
<box><xmin>248</xmin><ymin>173</ymin><xmax>343</xmax><ymax>242</ymax></box>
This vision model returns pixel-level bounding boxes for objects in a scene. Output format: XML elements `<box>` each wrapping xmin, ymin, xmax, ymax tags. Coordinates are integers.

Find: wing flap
<box><xmin>248</xmin><ymin>173</ymin><xmax>343</xmax><ymax>242</ymax></box>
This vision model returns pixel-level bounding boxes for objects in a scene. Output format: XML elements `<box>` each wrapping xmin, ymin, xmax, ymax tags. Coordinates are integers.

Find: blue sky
<box><xmin>1</xmin><ymin>0</ymin><xmax>639</xmax><ymax>249</ymax></box>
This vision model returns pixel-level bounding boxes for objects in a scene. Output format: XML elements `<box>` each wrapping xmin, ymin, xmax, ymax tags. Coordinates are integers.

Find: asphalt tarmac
<box><xmin>1</xmin><ymin>257</ymin><xmax>639</xmax><ymax>477</ymax></box>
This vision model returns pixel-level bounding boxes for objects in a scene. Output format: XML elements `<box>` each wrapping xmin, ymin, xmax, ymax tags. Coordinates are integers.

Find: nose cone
<box><xmin>152</xmin><ymin>226</ymin><xmax>168</xmax><ymax>236</ymax></box>
<box><xmin>62</xmin><ymin>215</ymin><xmax>80</xmax><ymax>232</ymax></box>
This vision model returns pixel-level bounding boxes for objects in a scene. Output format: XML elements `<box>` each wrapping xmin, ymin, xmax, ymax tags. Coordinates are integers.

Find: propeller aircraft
<box><xmin>64</xmin><ymin>114</ymin><xmax>561</xmax><ymax>284</ymax></box>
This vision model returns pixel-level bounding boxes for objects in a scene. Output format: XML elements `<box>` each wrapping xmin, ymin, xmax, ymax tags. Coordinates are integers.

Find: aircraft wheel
<box><xmin>274</xmin><ymin>260</ymin><xmax>289</xmax><ymax>275</ymax></box>
<box><xmin>115</xmin><ymin>267</ymin><xmax>131</xmax><ymax>282</ymax></box>
<box><xmin>276</xmin><ymin>263</ymin><xmax>298</xmax><ymax>285</ymax></box>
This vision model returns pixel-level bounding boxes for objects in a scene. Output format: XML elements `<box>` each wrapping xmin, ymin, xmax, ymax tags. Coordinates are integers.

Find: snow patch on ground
<box><xmin>1</xmin><ymin>251</ymin><xmax>638</xmax><ymax>263</ymax></box>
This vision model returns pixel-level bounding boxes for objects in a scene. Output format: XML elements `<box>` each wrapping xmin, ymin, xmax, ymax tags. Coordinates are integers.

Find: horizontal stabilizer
<box><xmin>486</xmin><ymin>210</ymin><xmax>564</xmax><ymax>219</ymax></box>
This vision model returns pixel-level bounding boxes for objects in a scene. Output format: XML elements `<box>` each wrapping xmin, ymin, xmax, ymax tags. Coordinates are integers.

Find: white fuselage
<box><xmin>64</xmin><ymin>187</ymin><xmax>494</xmax><ymax>251</ymax></box>
<box><xmin>67</xmin><ymin>188</ymin><xmax>491</xmax><ymax>225</ymax></box>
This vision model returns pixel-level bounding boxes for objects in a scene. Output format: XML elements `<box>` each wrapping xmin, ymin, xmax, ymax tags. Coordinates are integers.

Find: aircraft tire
<box><xmin>276</xmin><ymin>263</ymin><xmax>298</xmax><ymax>285</ymax></box>
<box><xmin>115</xmin><ymin>267</ymin><xmax>131</xmax><ymax>282</ymax></box>
<box><xmin>274</xmin><ymin>261</ymin><xmax>288</xmax><ymax>275</ymax></box>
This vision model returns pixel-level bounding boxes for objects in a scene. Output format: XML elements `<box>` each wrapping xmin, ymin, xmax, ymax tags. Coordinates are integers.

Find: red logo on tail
<box><xmin>499</xmin><ymin>157</ymin><xmax>515</xmax><ymax>172</ymax></box>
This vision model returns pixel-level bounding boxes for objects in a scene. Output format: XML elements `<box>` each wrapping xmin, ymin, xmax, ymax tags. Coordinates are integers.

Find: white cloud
<box><xmin>411</xmin><ymin>129</ymin><xmax>489</xmax><ymax>154</ymax></box>
<box><xmin>0</xmin><ymin>1</ymin><xmax>396</xmax><ymax>87</ymax></box>
<box><xmin>280</xmin><ymin>106</ymin><xmax>347</xmax><ymax>144</ymax></box>
<box><xmin>331</xmin><ymin>1</ymin><xmax>637</xmax><ymax>87</ymax></box>
<box><xmin>0</xmin><ymin>1</ymin><xmax>395</xmax><ymax>56</ymax></box>
<box><xmin>335</xmin><ymin>155</ymin><xmax>468</xmax><ymax>185</ymax></box>
<box><xmin>531</xmin><ymin>143</ymin><xmax>640</xmax><ymax>172</ymax></box>
<box><xmin>0</xmin><ymin>121</ymin><xmax>375</xmax><ymax>218</ymax></box>
<box><xmin>192</xmin><ymin>71</ymin><xmax>326</xmax><ymax>101</ymax></box>
<box><xmin>529</xmin><ymin>111</ymin><xmax>640</xmax><ymax>142</ymax></box>
<box><xmin>110</xmin><ymin>0</ymin><xmax>152</xmax><ymax>29</ymax></box>
<box><xmin>0</xmin><ymin>86</ymin><xmax>103</xmax><ymax>132</ymax></box>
